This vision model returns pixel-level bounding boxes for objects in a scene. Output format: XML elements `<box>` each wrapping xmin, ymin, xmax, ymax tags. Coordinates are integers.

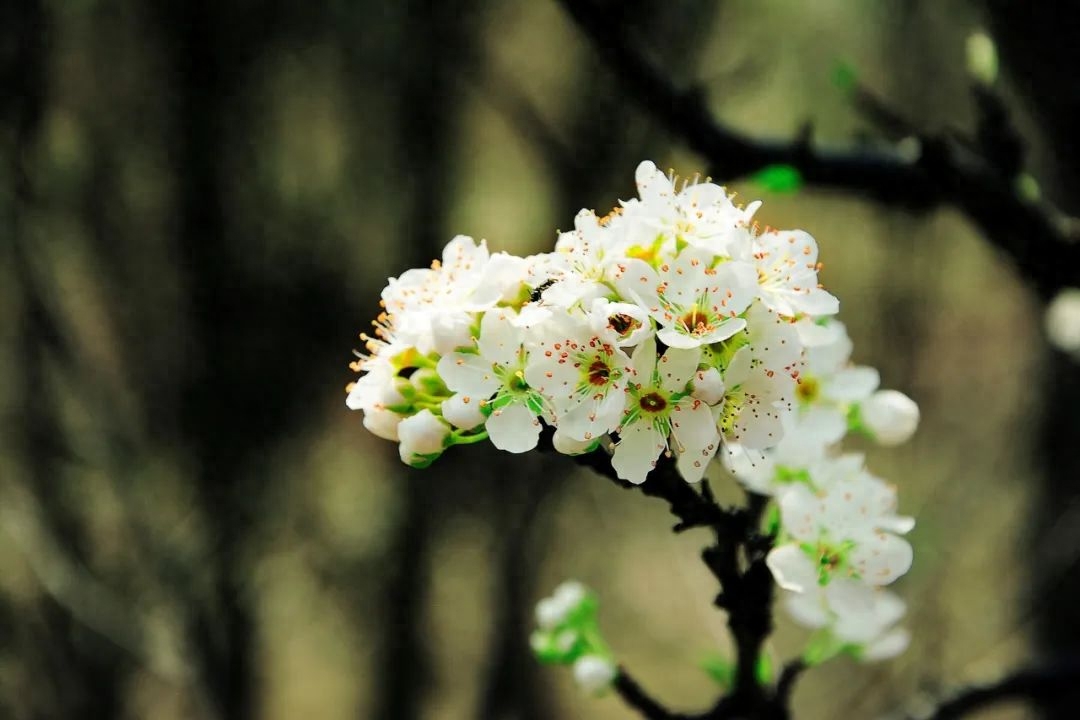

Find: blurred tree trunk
<box><xmin>3</xmin><ymin>1</ymin><xmax>131</xmax><ymax>717</ymax></box>
<box><xmin>983</xmin><ymin>3</ymin><xmax>1080</xmax><ymax>717</ymax></box>
<box><xmin>364</xmin><ymin>2</ymin><xmax>483</xmax><ymax>719</ymax></box>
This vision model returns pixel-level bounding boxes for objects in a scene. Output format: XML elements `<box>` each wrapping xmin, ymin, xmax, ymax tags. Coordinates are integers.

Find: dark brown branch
<box><xmin>916</xmin><ymin>663</ymin><xmax>1080</xmax><ymax>720</ymax></box>
<box><xmin>554</xmin><ymin>0</ymin><xmax>1080</xmax><ymax>301</ymax></box>
<box><xmin>557</xmin><ymin>442</ymin><xmax>791</xmax><ymax>719</ymax></box>
<box><xmin>614</xmin><ymin>668</ymin><xmax>707</xmax><ymax>720</ymax></box>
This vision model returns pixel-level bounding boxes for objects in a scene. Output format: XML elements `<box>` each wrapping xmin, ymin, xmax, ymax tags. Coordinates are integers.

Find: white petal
<box><xmin>441</xmin><ymin>394</ymin><xmax>486</xmax><ymax>430</ymax></box>
<box><xmin>850</xmin><ymin>532</ymin><xmax>913</xmax><ymax>586</ymax></box>
<box><xmin>362</xmin><ymin>408</ymin><xmax>402</xmax><ymax>441</ymax></box>
<box><xmin>691</xmin><ymin>367</ymin><xmax>726</xmax><ymax>405</ymax></box>
<box><xmin>784</xmin><ymin>589</ymin><xmax>829</xmax><ymax>629</ymax></box>
<box><xmin>437</xmin><ymin>353</ymin><xmax>501</xmax><ymax>397</ymax></box>
<box><xmin>672</xmin><ymin>400</ymin><xmax>720</xmax><ymax>482</ymax></box>
<box><xmin>658</xmin><ymin>347</ymin><xmax>701</xmax><ymax>393</ymax></box>
<box><xmin>486</xmin><ymin>402</ymin><xmax>541</xmax><ymax>453</ymax></box>
<box><xmin>477</xmin><ymin>309</ymin><xmax>523</xmax><ymax>367</ymax></box>
<box><xmin>552</xmin><ymin>429</ymin><xmax>598</xmax><ymax>455</ymax></box>
<box><xmin>612</xmin><ymin>420</ymin><xmax>666</xmax><ymax>484</ymax></box>
<box><xmin>799</xmin><ymin>287</ymin><xmax>840</xmax><ymax>316</ymax></box>
<box><xmin>778</xmin><ymin>484</ymin><xmax>823</xmax><ymax>542</ymax></box>
<box><xmin>766</xmin><ymin>544</ymin><xmax>818</xmax><ymax>592</ymax></box>
<box><xmin>573</xmin><ymin>655</ymin><xmax>616</xmax><ymax>695</ymax></box>
<box><xmin>824</xmin><ymin>366</ymin><xmax>880</xmax><ymax>402</ymax></box>
<box><xmin>861</xmin><ymin>628</ymin><xmax>910</xmax><ymax>661</ymax></box>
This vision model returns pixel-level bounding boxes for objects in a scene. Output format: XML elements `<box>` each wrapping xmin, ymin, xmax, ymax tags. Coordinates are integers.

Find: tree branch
<box><xmin>554</xmin><ymin>0</ymin><xmax>1080</xmax><ymax>301</ymax></box>
<box><xmin>557</xmin><ymin>442</ymin><xmax>791</xmax><ymax>719</ymax></box>
<box><xmin>916</xmin><ymin>663</ymin><xmax>1080</xmax><ymax>720</ymax></box>
<box><xmin>614</xmin><ymin>667</ymin><xmax>707</xmax><ymax>720</ymax></box>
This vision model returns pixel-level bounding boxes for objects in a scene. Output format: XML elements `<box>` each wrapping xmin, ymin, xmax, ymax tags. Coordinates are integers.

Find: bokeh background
<box><xmin>2</xmin><ymin>1</ymin><xmax>1079</xmax><ymax>718</ymax></box>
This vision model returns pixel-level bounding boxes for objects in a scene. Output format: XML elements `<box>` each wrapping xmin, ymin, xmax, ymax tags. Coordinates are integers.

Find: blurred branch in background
<box><xmin>554</xmin><ymin>0</ymin><xmax>1079</xmax><ymax>302</ymax></box>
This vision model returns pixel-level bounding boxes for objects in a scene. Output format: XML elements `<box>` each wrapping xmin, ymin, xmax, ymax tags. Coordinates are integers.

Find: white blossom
<box><xmin>573</xmin><ymin>655</ymin><xmax>617</xmax><ymax>695</ymax></box>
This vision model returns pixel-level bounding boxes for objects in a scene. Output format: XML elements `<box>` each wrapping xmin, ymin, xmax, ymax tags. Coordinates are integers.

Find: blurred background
<box><xmin>2</xmin><ymin>0</ymin><xmax>1079</xmax><ymax>718</ymax></box>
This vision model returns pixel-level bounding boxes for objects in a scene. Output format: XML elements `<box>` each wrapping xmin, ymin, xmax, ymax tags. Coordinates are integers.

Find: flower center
<box><xmin>587</xmin><ymin>359</ymin><xmax>610</xmax><ymax>386</ymax></box>
<box><xmin>678</xmin><ymin>304</ymin><xmax>712</xmax><ymax>336</ymax></box>
<box><xmin>638</xmin><ymin>392</ymin><xmax>667</xmax><ymax>413</ymax></box>
<box><xmin>608</xmin><ymin>313</ymin><xmax>640</xmax><ymax>336</ymax></box>
<box><xmin>796</xmin><ymin>376</ymin><xmax>820</xmax><ymax>403</ymax></box>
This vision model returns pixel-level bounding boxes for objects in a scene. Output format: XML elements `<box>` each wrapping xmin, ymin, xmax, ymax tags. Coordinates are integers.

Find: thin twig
<box><xmin>553</xmin><ymin>0</ymin><xmax>1079</xmax><ymax>301</ymax></box>
<box><xmin>614</xmin><ymin>668</ymin><xmax>706</xmax><ymax>720</ymax></box>
<box><xmin>915</xmin><ymin>663</ymin><xmax>1080</xmax><ymax>720</ymax></box>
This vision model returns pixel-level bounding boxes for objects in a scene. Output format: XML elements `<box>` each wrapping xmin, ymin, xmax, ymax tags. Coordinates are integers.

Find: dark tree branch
<box><xmin>915</xmin><ymin>663</ymin><xmax>1080</xmax><ymax>720</ymax></box>
<box><xmin>554</xmin><ymin>0</ymin><xmax>1080</xmax><ymax>301</ymax></box>
<box><xmin>773</xmin><ymin>659</ymin><xmax>806</xmax><ymax>708</ymax></box>
<box><xmin>554</xmin><ymin>439</ymin><xmax>791</xmax><ymax>720</ymax></box>
<box><xmin>614</xmin><ymin>668</ymin><xmax>706</xmax><ymax>720</ymax></box>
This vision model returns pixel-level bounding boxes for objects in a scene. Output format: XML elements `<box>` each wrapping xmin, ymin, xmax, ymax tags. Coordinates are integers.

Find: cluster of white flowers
<box><xmin>726</xmin><ymin>318</ymin><xmax>919</xmax><ymax>661</ymax></box>
<box><xmin>348</xmin><ymin>160</ymin><xmax>919</xmax><ymax>664</ymax></box>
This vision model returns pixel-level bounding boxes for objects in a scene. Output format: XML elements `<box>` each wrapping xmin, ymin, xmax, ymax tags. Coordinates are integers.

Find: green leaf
<box><xmin>700</xmin><ymin>654</ymin><xmax>734</xmax><ymax>690</ymax></box>
<box><xmin>831</xmin><ymin>60</ymin><xmax>858</xmax><ymax>95</ymax></box>
<box><xmin>756</xmin><ymin>653</ymin><xmax>774</xmax><ymax>684</ymax></box>
<box><xmin>752</xmin><ymin>165</ymin><xmax>803</xmax><ymax>194</ymax></box>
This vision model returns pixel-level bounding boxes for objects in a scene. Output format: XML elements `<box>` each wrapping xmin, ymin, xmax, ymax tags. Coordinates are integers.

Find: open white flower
<box><xmin>751</xmin><ymin>229</ymin><xmax>839</xmax><ymax>318</ymax></box>
<box><xmin>768</xmin><ymin>469</ymin><xmax>913</xmax><ymax>592</ymax></box>
<box><xmin>437</xmin><ymin>309</ymin><xmax>546</xmax><ymax>453</ymax></box>
<box><xmin>525</xmin><ymin>314</ymin><xmax>634</xmax><ymax>442</ymax></box>
<box><xmin>611</xmin><ymin>337</ymin><xmax>719</xmax><ymax>484</ymax></box>
<box><xmin>621</xmin><ymin>160</ymin><xmax>759</xmax><ymax>259</ymax></box>
<box><xmin>613</xmin><ymin>248</ymin><xmax>757</xmax><ymax>350</ymax></box>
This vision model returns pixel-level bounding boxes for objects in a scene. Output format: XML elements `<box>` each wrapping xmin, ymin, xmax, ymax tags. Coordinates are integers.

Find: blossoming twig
<box><xmin>553</xmin><ymin>0</ymin><xmax>1079</xmax><ymax>301</ymax></box>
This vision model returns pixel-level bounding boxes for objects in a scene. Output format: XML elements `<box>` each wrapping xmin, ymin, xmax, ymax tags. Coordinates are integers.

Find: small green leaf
<box><xmin>752</xmin><ymin>165</ymin><xmax>803</xmax><ymax>194</ymax></box>
<box><xmin>831</xmin><ymin>60</ymin><xmax>858</xmax><ymax>94</ymax></box>
<box><xmin>756</xmin><ymin>653</ymin><xmax>774</xmax><ymax>684</ymax></box>
<box><xmin>700</xmin><ymin>654</ymin><xmax>734</xmax><ymax>689</ymax></box>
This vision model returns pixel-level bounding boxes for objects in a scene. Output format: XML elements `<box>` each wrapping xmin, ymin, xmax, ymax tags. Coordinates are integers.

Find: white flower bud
<box><xmin>572</xmin><ymin>655</ymin><xmax>616</xmax><ymax>695</ymax></box>
<box><xmin>1046</xmin><ymin>287</ymin><xmax>1080</xmax><ymax>358</ymax></box>
<box><xmin>552</xmin><ymin>431</ymin><xmax>595</xmax><ymax>456</ymax></box>
<box><xmin>861</xmin><ymin>390</ymin><xmax>919</xmax><ymax>445</ymax></box>
<box><xmin>397</xmin><ymin>409</ymin><xmax>450</xmax><ymax>464</ymax></box>
<box><xmin>691</xmin><ymin>367</ymin><xmax>725</xmax><ymax>405</ymax></box>
<box><xmin>363</xmin><ymin>408</ymin><xmax>403</xmax><ymax>441</ymax></box>
<box><xmin>441</xmin><ymin>394</ymin><xmax>486</xmax><ymax>430</ymax></box>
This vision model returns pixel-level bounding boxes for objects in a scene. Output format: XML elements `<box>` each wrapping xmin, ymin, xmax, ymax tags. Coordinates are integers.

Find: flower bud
<box><xmin>397</xmin><ymin>409</ymin><xmax>450</xmax><ymax>465</ymax></box>
<box><xmin>691</xmin><ymin>367</ymin><xmax>725</xmax><ymax>405</ymax></box>
<box><xmin>860</xmin><ymin>390</ymin><xmax>919</xmax><ymax>445</ymax></box>
<box><xmin>572</xmin><ymin>655</ymin><xmax>616</xmax><ymax>695</ymax></box>
<box><xmin>442</xmin><ymin>393</ymin><xmax>486</xmax><ymax>430</ymax></box>
<box><xmin>552</xmin><ymin>430</ymin><xmax>596</xmax><ymax>456</ymax></box>
<box><xmin>363</xmin><ymin>408</ymin><xmax>403</xmax><ymax>441</ymax></box>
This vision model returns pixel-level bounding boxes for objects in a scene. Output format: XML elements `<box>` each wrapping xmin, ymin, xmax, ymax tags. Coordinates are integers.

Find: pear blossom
<box><xmin>347</xmin><ymin>159</ymin><xmax>923</xmax><ymax>676</ymax></box>
<box><xmin>621</xmin><ymin>160</ymin><xmax>759</xmax><ymax>259</ymax></box>
<box><xmin>573</xmin><ymin>655</ymin><xmax>617</xmax><ymax>695</ymax></box>
<box><xmin>437</xmin><ymin>309</ymin><xmax>547</xmax><ymax>453</ymax></box>
<box><xmin>612</xmin><ymin>337</ymin><xmax>719</xmax><ymax>484</ymax></box>
<box><xmin>613</xmin><ymin>248</ymin><xmax>757</xmax><ymax>350</ymax></box>
<box><xmin>524</xmin><ymin>314</ymin><xmax>634</xmax><ymax>442</ymax></box>
<box><xmin>397</xmin><ymin>409</ymin><xmax>451</xmax><ymax>466</ymax></box>
<box><xmin>767</xmin><ymin>461</ymin><xmax>914</xmax><ymax>592</ymax></box>
<box><xmin>750</xmin><ymin>229</ymin><xmax>839</xmax><ymax>318</ymax></box>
